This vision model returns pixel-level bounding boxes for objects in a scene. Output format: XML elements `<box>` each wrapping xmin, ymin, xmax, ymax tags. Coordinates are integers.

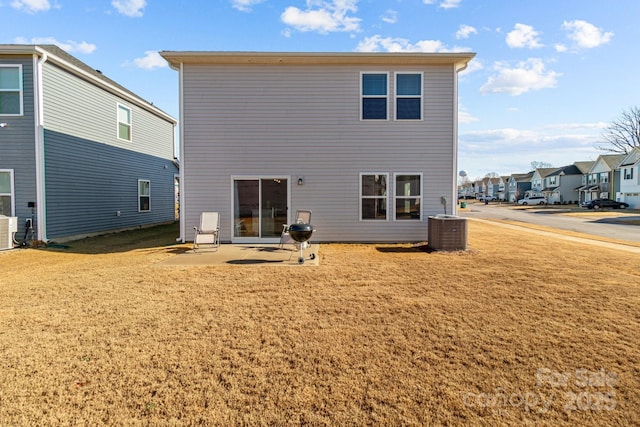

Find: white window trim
<box><xmin>359</xmin><ymin>172</ymin><xmax>389</xmax><ymax>221</ymax></box>
<box><xmin>0</xmin><ymin>169</ymin><xmax>15</xmax><ymax>216</ymax></box>
<box><xmin>360</xmin><ymin>72</ymin><xmax>389</xmax><ymax>121</ymax></box>
<box><xmin>117</xmin><ymin>103</ymin><xmax>132</xmax><ymax>142</ymax></box>
<box><xmin>395</xmin><ymin>72</ymin><xmax>423</xmax><ymax>121</ymax></box>
<box><xmin>0</xmin><ymin>65</ymin><xmax>24</xmax><ymax>116</ymax></box>
<box><xmin>393</xmin><ymin>172</ymin><xmax>423</xmax><ymax>221</ymax></box>
<box><xmin>138</xmin><ymin>179</ymin><xmax>150</xmax><ymax>212</ymax></box>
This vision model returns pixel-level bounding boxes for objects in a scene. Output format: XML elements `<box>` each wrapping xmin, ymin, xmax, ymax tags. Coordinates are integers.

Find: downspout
<box><xmin>452</xmin><ymin>60</ymin><xmax>469</xmax><ymax>216</ymax></box>
<box><xmin>33</xmin><ymin>51</ymin><xmax>48</xmax><ymax>241</ymax></box>
<box><xmin>178</xmin><ymin>62</ymin><xmax>186</xmax><ymax>243</ymax></box>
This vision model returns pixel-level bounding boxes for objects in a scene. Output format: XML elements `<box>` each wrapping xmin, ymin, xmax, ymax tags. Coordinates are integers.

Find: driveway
<box><xmin>460</xmin><ymin>202</ymin><xmax>640</xmax><ymax>243</ymax></box>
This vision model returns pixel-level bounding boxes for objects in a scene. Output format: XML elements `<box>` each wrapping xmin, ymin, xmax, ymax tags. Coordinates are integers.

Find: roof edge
<box><xmin>160</xmin><ymin>51</ymin><xmax>476</xmax><ymax>68</ymax></box>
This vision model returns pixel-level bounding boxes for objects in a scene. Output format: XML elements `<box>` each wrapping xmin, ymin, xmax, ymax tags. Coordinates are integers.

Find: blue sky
<box><xmin>3</xmin><ymin>0</ymin><xmax>638</xmax><ymax>179</ymax></box>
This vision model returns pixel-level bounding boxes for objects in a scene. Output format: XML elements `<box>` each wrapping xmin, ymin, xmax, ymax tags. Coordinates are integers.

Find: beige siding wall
<box><xmin>182</xmin><ymin>63</ymin><xmax>457</xmax><ymax>242</ymax></box>
<box><xmin>42</xmin><ymin>62</ymin><xmax>174</xmax><ymax>160</ymax></box>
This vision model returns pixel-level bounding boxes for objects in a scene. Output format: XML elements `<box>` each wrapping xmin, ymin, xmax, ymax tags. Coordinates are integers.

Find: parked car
<box><xmin>478</xmin><ymin>196</ymin><xmax>497</xmax><ymax>202</ymax></box>
<box><xmin>581</xmin><ymin>199</ymin><xmax>629</xmax><ymax>209</ymax></box>
<box><xmin>517</xmin><ymin>196</ymin><xmax>546</xmax><ymax>205</ymax></box>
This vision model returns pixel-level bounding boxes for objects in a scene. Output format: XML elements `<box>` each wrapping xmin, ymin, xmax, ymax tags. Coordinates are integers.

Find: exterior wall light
<box><xmin>297</xmin><ymin>177</ymin><xmax>304</xmax><ymax>185</ymax></box>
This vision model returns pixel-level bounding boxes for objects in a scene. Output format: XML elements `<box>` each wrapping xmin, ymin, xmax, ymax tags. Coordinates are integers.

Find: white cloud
<box><xmin>14</xmin><ymin>36</ymin><xmax>97</xmax><ymax>54</ymax></box>
<box><xmin>422</xmin><ymin>0</ymin><xmax>461</xmax><ymax>8</ymax></box>
<box><xmin>231</xmin><ymin>0</ymin><xmax>264</xmax><ymax>12</ymax></box>
<box><xmin>506</xmin><ymin>23</ymin><xmax>543</xmax><ymax>49</ymax></box>
<box><xmin>439</xmin><ymin>0</ymin><xmax>461</xmax><ymax>9</ymax></box>
<box><xmin>355</xmin><ymin>35</ymin><xmax>470</xmax><ymax>53</ymax></box>
<box><xmin>554</xmin><ymin>43</ymin><xmax>568</xmax><ymax>53</ymax></box>
<box><xmin>11</xmin><ymin>0</ymin><xmax>50</xmax><ymax>13</ymax></box>
<box><xmin>381</xmin><ymin>9</ymin><xmax>397</xmax><ymax>24</ymax></box>
<box><xmin>112</xmin><ymin>0</ymin><xmax>146</xmax><ymax>17</ymax></box>
<box><xmin>562</xmin><ymin>20</ymin><xmax>613</xmax><ymax>49</ymax></box>
<box><xmin>456</xmin><ymin>24</ymin><xmax>477</xmax><ymax>40</ymax></box>
<box><xmin>132</xmin><ymin>51</ymin><xmax>167</xmax><ymax>70</ymax></box>
<box><xmin>458</xmin><ymin>104</ymin><xmax>479</xmax><ymax>124</ymax></box>
<box><xmin>459</xmin><ymin>124</ymin><xmax>603</xmax><ymax>177</ymax></box>
<box><xmin>480</xmin><ymin>58</ymin><xmax>560</xmax><ymax>96</ymax></box>
<box><xmin>281</xmin><ymin>0</ymin><xmax>361</xmax><ymax>34</ymax></box>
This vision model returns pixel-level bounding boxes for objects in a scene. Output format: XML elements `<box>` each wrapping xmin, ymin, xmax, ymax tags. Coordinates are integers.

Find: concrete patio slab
<box><xmin>157</xmin><ymin>243</ymin><xmax>320</xmax><ymax>266</ymax></box>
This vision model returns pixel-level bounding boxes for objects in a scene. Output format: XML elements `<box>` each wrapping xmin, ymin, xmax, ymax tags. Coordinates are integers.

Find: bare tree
<box><xmin>530</xmin><ymin>161</ymin><xmax>553</xmax><ymax>169</ymax></box>
<box><xmin>484</xmin><ymin>172</ymin><xmax>500</xmax><ymax>178</ymax></box>
<box><xmin>597</xmin><ymin>106</ymin><xmax>640</xmax><ymax>154</ymax></box>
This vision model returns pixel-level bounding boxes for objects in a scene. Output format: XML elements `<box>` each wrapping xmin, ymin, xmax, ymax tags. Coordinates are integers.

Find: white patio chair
<box><xmin>193</xmin><ymin>212</ymin><xmax>220</xmax><ymax>252</ymax></box>
<box><xmin>279</xmin><ymin>209</ymin><xmax>312</xmax><ymax>249</ymax></box>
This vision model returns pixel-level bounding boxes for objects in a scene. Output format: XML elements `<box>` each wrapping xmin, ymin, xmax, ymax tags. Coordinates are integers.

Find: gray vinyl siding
<box><xmin>181</xmin><ymin>63</ymin><xmax>457</xmax><ymax>242</ymax></box>
<box><xmin>44</xmin><ymin>130</ymin><xmax>177</xmax><ymax>239</ymax></box>
<box><xmin>42</xmin><ymin>61</ymin><xmax>175</xmax><ymax>161</ymax></box>
<box><xmin>37</xmin><ymin>60</ymin><xmax>176</xmax><ymax>239</ymax></box>
<box><xmin>0</xmin><ymin>56</ymin><xmax>37</xmax><ymax>237</ymax></box>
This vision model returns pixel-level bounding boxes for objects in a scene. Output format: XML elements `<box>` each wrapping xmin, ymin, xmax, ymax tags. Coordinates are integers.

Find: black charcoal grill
<box><xmin>287</xmin><ymin>223</ymin><xmax>316</xmax><ymax>264</ymax></box>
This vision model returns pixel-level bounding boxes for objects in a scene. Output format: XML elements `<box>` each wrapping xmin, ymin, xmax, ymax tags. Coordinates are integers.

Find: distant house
<box><xmin>507</xmin><ymin>172</ymin><xmax>533</xmax><ymax>202</ymax></box>
<box><xmin>573</xmin><ymin>161</ymin><xmax>595</xmax><ymax>205</ymax></box>
<box><xmin>497</xmin><ymin>176</ymin><xmax>508</xmax><ymax>201</ymax></box>
<box><xmin>616</xmin><ymin>147</ymin><xmax>640</xmax><ymax>208</ymax></box>
<box><xmin>580</xmin><ymin>154</ymin><xmax>625</xmax><ymax>203</ymax></box>
<box><xmin>0</xmin><ymin>45</ymin><xmax>178</xmax><ymax>242</ymax></box>
<box><xmin>540</xmin><ymin>164</ymin><xmax>583</xmax><ymax>204</ymax></box>
<box><xmin>161</xmin><ymin>51</ymin><xmax>475</xmax><ymax>243</ymax></box>
<box><xmin>527</xmin><ymin>168</ymin><xmax>559</xmax><ymax>199</ymax></box>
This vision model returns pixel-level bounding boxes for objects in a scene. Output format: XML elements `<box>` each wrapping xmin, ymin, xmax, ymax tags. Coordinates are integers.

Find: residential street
<box><xmin>459</xmin><ymin>202</ymin><xmax>640</xmax><ymax>243</ymax></box>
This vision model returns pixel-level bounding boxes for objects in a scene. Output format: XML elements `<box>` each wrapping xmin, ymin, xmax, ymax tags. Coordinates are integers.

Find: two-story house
<box><xmin>0</xmin><ymin>45</ymin><xmax>178</xmax><ymax>243</ymax></box>
<box><xmin>580</xmin><ymin>154</ymin><xmax>625</xmax><ymax>203</ymax></box>
<box><xmin>616</xmin><ymin>147</ymin><xmax>640</xmax><ymax>208</ymax></box>
<box><xmin>540</xmin><ymin>164</ymin><xmax>583</xmax><ymax>204</ymax></box>
<box><xmin>160</xmin><ymin>51</ymin><xmax>475</xmax><ymax>243</ymax></box>
<box><xmin>506</xmin><ymin>172</ymin><xmax>533</xmax><ymax>202</ymax></box>
<box><xmin>527</xmin><ymin>168</ymin><xmax>558</xmax><ymax>199</ymax></box>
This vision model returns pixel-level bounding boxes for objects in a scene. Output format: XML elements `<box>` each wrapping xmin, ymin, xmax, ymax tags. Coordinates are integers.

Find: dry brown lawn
<box><xmin>0</xmin><ymin>221</ymin><xmax>638</xmax><ymax>426</ymax></box>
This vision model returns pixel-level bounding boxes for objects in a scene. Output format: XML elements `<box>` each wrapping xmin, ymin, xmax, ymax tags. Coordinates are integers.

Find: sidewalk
<box><xmin>469</xmin><ymin>217</ymin><xmax>640</xmax><ymax>254</ymax></box>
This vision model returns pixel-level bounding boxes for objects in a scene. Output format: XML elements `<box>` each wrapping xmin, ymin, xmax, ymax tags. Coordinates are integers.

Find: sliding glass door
<box><xmin>233</xmin><ymin>177</ymin><xmax>288</xmax><ymax>241</ymax></box>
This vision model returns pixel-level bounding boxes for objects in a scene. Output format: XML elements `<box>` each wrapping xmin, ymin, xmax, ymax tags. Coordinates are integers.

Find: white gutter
<box><xmin>178</xmin><ymin>62</ymin><xmax>186</xmax><ymax>243</ymax></box>
<box><xmin>451</xmin><ymin>60</ymin><xmax>471</xmax><ymax>216</ymax></box>
<box><xmin>33</xmin><ymin>52</ymin><xmax>48</xmax><ymax>241</ymax></box>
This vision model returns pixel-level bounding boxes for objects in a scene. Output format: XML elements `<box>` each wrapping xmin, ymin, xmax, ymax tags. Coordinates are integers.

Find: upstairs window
<box><xmin>138</xmin><ymin>179</ymin><xmax>150</xmax><ymax>212</ymax></box>
<box><xmin>396</xmin><ymin>73</ymin><xmax>422</xmax><ymax>120</ymax></box>
<box><xmin>624</xmin><ymin>168</ymin><xmax>634</xmax><ymax>180</ymax></box>
<box><xmin>0</xmin><ymin>65</ymin><xmax>23</xmax><ymax>116</ymax></box>
<box><xmin>118</xmin><ymin>104</ymin><xmax>132</xmax><ymax>141</ymax></box>
<box><xmin>361</xmin><ymin>73</ymin><xmax>388</xmax><ymax>120</ymax></box>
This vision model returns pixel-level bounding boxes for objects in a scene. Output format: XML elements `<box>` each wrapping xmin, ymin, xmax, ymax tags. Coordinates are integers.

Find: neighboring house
<box><xmin>473</xmin><ymin>180</ymin><xmax>484</xmax><ymax>198</ymax></box>
<box><xmin>580</xmin><ymin>154</ymin><xmax>625</xmax><ymax>203</ymax></box>
<box><xmin>161</xmin><ymin>51</ymin><xmax>475</xmax><ymax>243</ymax></box>
<box><xmin>0</xmin><ymin>45</ymin><xmax>178</xmax><ymax>242</ymax></box>
<box><xmin>616</xmin><ymin>147</ymin><xmax>640</xmax><ymax>208</ymax></box>
<box><xmin>506</xmin><ymin>172</ymin><xmax>533</xmax><ymax>202</ymax></box>
<box><xmin>527</xmin><ymin>168</ymin><xmax>559</xmax><ymax>198</ymax></box>
<box><xmin>540</xmin><ymin>164</ymin><xmax>583</xmax><ymax>204</ymax></box>
<box><xmin>497</xmin><ymin>176</ymin><xmax>508</xmax><ymax>201</ymax></box>
<box><xmin>574</xmin><ymin>161</ymin><xmax>595</xmax><ymax>205</ymax></box>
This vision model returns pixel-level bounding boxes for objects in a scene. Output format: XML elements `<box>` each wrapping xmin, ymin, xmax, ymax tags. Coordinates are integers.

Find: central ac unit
<box><xmin>0</xmin><ymin>215</ymin><xmax>18</xmax><ymax>250</ymax></box>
